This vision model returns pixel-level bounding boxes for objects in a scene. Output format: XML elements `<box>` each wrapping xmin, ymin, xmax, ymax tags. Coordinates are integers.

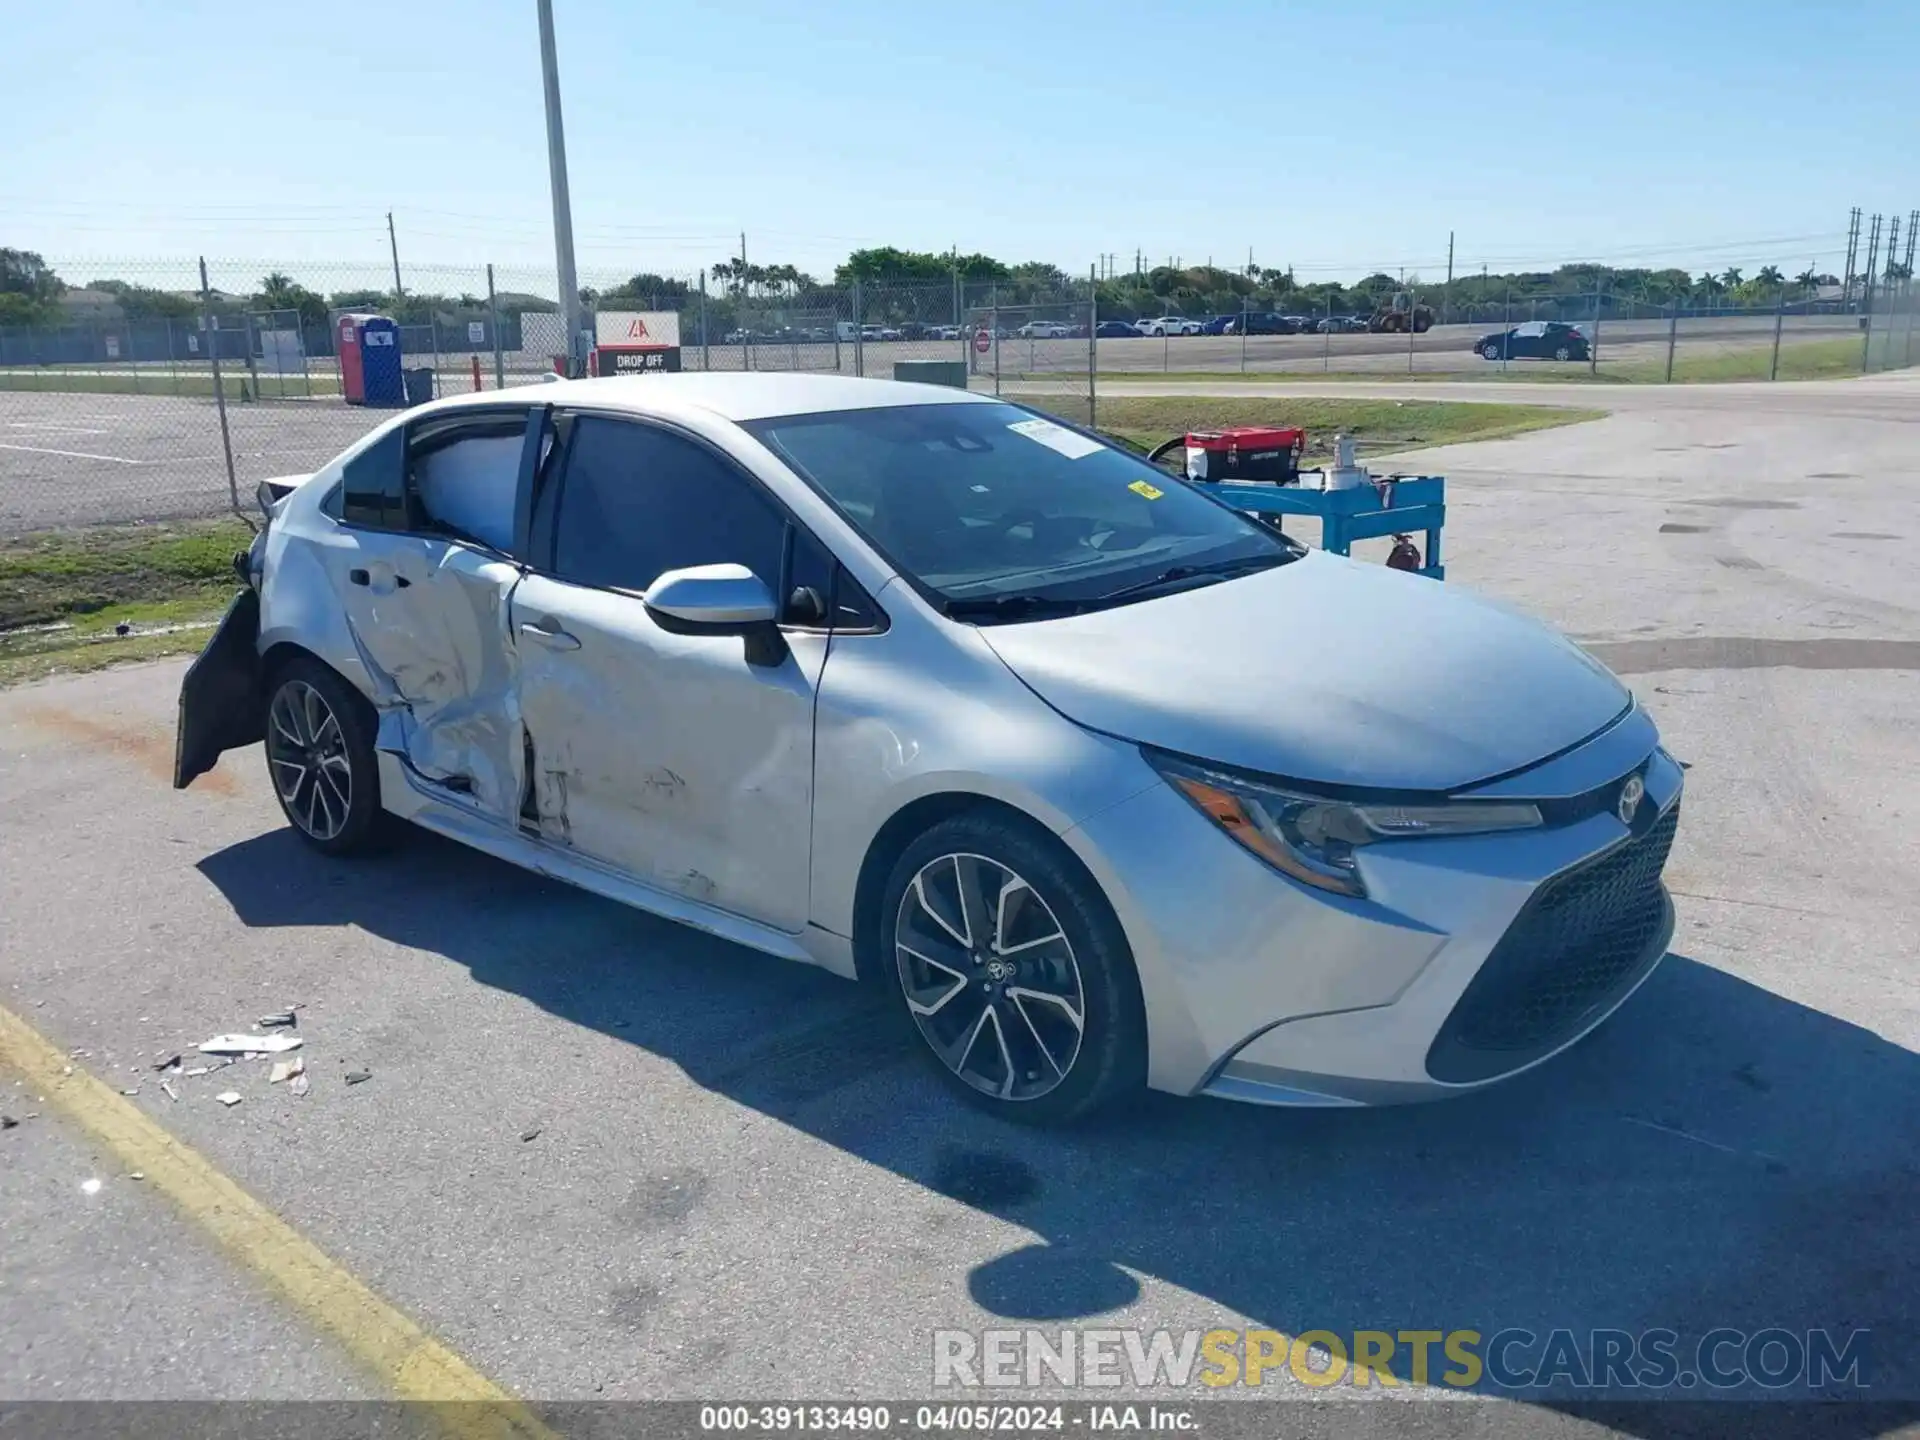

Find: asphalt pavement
<box><xmin>1</xmin><ymin>374</ymin><xmax>1916</xmax><ymax>1428</ymax></box>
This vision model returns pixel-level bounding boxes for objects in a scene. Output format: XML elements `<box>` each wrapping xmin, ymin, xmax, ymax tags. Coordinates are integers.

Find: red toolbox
<box><xmin>1183</xmin><ymin>425</ymin><xmax>1305</xmax><ymax>483</ymax></box>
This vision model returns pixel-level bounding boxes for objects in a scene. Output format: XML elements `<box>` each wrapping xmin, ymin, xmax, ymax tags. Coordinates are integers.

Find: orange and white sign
<box><xmin>594</xmin><ymin>310</ymin><xmax>680</xmax><ymax>348</ymax></box>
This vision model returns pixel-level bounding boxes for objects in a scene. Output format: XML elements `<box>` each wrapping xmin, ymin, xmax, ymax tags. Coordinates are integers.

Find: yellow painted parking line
<box><xmin>0</xmin><ymin>1002</ymin><xmax>557</xmax><ymax>1440</ymax></box>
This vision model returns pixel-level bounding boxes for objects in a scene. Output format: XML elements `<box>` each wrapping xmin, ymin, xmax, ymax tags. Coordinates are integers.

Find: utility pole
<box><xmin>1860</xmin><ymin>213</ymin><xmax>1883</xmax><ymax>371</ymax></box>
<box><xmin>1842</xmin><ymin>206</ymin><xmax>1862</xmax><ymax>312</ymax></box>
<box><xmin>1443</xmin><ymin>230</ymin><xmax>1454</xmax><ymax>325</ymax></box>
<box><xmin>387</xmin><ymin>212</ymin><xmax>404</xmax><ymax>299</ymax></box>
<box><xmin>536</xmin><ymin>0</ymin><xmax>583</xmax><ymax>375</ymax></box>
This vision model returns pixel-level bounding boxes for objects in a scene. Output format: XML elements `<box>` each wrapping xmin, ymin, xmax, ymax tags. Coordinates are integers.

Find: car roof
<box><xmin>421</xmin><ymin>372</ymin><xmax>995</xmax><ymax>426</ymax></box>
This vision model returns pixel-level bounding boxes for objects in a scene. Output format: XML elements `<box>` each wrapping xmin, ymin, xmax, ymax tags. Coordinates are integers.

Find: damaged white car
<box><xmin>176</xmin><ymin>374</ymin><xmax>1681</xmax><ymax>1123</ymax></box>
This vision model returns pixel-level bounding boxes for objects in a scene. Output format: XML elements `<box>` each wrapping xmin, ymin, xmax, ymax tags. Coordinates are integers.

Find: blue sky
<box><xmin>5</xmin><ymin>0</ymin><xmax>1916</xmax><ymax>292</ymax></box>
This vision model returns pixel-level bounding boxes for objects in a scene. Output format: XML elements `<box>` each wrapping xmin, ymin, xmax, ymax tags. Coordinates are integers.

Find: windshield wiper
<box><xmin>943</xmin><ymin>593</ymin><xmax>1092</xmax><ymax>622</ymax></box>
<box><xmin>1093</xmin><ymin>554</ymin><xmax>1286</xmax><ymax>604</ymax></box>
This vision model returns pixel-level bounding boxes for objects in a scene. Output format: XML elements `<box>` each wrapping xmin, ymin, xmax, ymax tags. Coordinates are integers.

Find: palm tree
<box><xmin>1755</xmin><ymin>265</ymin><xmax>1783</xmax><ymax>287</ymax></box>
<box><xmin>1719</xmin><ymin>267</ymin><xmax>1743</xmax><ymax>289</ymax></box>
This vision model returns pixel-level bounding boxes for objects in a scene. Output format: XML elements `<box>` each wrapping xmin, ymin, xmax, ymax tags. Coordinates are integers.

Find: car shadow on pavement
<box><xmin>198</xmin><ymin>824</ymin><xmax>1918</xmax><ymax>1429</ymax></box>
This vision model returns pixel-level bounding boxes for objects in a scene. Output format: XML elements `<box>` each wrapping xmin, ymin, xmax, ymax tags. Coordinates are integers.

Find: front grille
<box><xmin>1426</xmin><ymin>803</ymin><xmax>1678</xmax><ymax>1084</ymax></box>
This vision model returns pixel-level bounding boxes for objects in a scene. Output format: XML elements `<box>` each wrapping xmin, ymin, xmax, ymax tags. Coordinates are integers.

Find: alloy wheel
<box><xmin>895</xmin><ymin>852</ymin><xmax>1086</xmax><ymax>1102</ymax></box>
<box><xmin>267</xmin><ymin>679</ymin><xmax>352</xmax><ymax>842</ymax></box>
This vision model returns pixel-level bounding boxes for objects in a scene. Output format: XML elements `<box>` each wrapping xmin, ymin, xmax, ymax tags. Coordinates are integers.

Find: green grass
<box><xmin>1606</xmin><ymin>335</ymin><xmax>1874</xmax><ymax>383</ymax></box>
<box><xmin>1091</xmin><ymin>368</ymin><xmax>1632</xmax><ymax>385</ymax></box>
<box><xmin>0</xmin><ymin>517</ymin><xmax>253</xmax><ymax>684</ymax></box>
<box><xmin>0</xmin><ymin>368</ymin><xmax>340</xmax><ymax>399</ymax></box>
<box><xmin>1091</xmin><ymin>396</ymin><xmax>1603</xmax><ymax>460</ymax></box>
<box><xmin>1094</xmin><ymin>336</ymin><xmax>1898</xmax><ymax>387</ymax></box>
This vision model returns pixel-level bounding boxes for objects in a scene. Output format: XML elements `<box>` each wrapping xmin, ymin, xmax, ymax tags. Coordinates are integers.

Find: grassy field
<box><xmin>0</xmin><ymin>517</ymin><xmax>253</xmax><ymax>685</ymax></box>
<box><xmin>0</xmin><ymin>367</ymin><xmax>341</xmax><ymax>399</ymax></box>
<box><xmin>1094</xmin><ymin>396</ymin><xmax>1603</xmax><ymax>459</ymax></box>
<box><xmin>1609</xmin><ymin>335</ymin><xmax>1874</xmax><ymax>383</ymax></box>
<box><xmin>1099</xmin><ymin>336</ymin><xmax>1891</xmax><ymax>387</ymax></box>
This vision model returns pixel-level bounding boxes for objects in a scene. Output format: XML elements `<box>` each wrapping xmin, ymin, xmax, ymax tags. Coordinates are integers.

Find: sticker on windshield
<box><xmin>1127</xmin><ymin>478</ymin><xmax>1164</xmax><ymax>500</ymax></box>
<box><xmin>1008</xmin><ymin>418</ymin><xmax>1103</xmax><ymax>460</ymax></box>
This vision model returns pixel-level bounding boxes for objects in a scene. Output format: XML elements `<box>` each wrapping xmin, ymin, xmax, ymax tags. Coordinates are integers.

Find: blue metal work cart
<box><xmin>1208</xmin><ymin>474</ymin><xmax>1447</xmax><ymax>579</ymax></box>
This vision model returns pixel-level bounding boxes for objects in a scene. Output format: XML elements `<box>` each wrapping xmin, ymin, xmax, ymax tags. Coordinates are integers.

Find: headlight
<box><xmin>1146</xmin><ymin>750</ymin><xmax>1543</xmax><ymax>898</ymax></box>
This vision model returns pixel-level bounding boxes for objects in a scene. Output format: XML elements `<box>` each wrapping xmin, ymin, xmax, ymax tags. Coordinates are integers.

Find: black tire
<box><xmin>881</xmin><ymin>810</ymin><xmax>1146</xmax><ymax>1125</ymax></box>
<box><xmin>1553</xmin><ymin>345</ymin><xmax>1572</xmax><ymax>361</ymax></box>
<box><xmin>262</xmin><ymin>656</ymin><xmax>388</xmax><ymax>856</ymax></box>
<box><xmin>1481</xmin><ymin>342</ymin><xmax>1502</xmax><ymax>361</ymax></box>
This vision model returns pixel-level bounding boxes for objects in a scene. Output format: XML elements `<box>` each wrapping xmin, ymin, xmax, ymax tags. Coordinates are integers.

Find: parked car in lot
<box><xmin>927</xmin><ymin>325</ymin><xmax>961</xmax><ymax>341</ymax></box>
<box><xmin>1015</xmin><ymin>321</ymin><xmax>1072</xmax><ymax>339</ymax></box>
<box><xmin>178</xmin><ymin>373</ymin><xmax>1681</xmax><ymax>1123</ymax></box>
<box><xmin>1094</xmin><ymin>320</ymin><xmax>1141</xmax><ymax>338</ymax></box>
<box><xmin>1475</xmin><ymin>320</ymin><xmax>1590</xmax><ymax>362</ymax></box>
<box><xmin>1224</xmin><ymin>313</ymin><xmax>1299</xmax><ymax>336</ymax></box>
<box><xmin>1200</xmin><ymin>315</ymin><xmax>1238</xmax><ymax>336</ymax></box>
<box><xmin>1141</xmin><ymin>316</ymin><xmax>1202</xmax><ymax>337</ymax></box>
<box><xmin>1316</xmin><ymin>315</ymin><xmax>1366</xmax><ymax>334</ymax></box>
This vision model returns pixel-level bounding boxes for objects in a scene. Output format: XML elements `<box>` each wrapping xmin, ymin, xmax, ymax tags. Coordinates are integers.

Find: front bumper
<box><xmin>1062</xmin><ymin>713</ymin><xmax>1683</xmax><ymax>1104</ymax></box>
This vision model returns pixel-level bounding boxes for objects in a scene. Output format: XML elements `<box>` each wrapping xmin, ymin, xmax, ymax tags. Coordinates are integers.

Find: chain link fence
<box><xmin>2</xmin><ymin>255</ymin><xmax>1915</xmax><ymax>535</ymax></box>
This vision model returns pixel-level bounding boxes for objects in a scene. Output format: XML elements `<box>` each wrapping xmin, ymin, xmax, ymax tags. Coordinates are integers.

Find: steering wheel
<box><xmin>993</xmin><ymin>506</ymin><xmax>1049</xmax><ymax>539</ymax></box>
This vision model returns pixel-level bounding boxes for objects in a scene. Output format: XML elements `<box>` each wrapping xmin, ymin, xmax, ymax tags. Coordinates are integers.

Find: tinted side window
<box><xmin>339</xmin><ymin>426</ymin><xmax>407</xmax><ymax>529</ymax></box>
<box><xmin>551</xmin><ymin>417</ymin><xmax>786</xmax><ymax>593</ymax></box>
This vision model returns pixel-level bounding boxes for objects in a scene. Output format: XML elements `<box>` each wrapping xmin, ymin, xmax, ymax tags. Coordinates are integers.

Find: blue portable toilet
<box><xmin>359</xmin><ymin>316</ymin><xmax>404</xmax><ymax>407</ymax></box>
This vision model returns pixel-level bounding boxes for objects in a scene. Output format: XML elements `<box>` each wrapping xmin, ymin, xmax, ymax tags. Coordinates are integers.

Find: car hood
<box><xmin>977</xmin><ymin>552</ymin><xmax>1630</xmax><ymax>792</ymax></box>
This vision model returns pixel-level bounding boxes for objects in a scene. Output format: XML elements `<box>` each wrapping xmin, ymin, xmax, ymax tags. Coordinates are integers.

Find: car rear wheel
<box><xmin>264</xmin><ymin>657</ymin><xmax>386</xmax><ymax>855</ymax></box>
<box><xmin>1553</xmin><ymin>345</ymin><xmax>1572</xmax><ymax>361</ymax></box>
<box><xmin>884</xmin><ymin>812</ymin><xmax>1146</xmax><ymax>1125</ymax></box>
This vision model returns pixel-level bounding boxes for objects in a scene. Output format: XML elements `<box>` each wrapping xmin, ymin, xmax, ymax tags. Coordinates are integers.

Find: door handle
<box><xmin>519</xmin><ymin>621</ymin><xmax>581</xmax><ymax>651</ymax></box>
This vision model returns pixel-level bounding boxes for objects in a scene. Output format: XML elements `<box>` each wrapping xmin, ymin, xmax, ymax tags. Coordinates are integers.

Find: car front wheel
<box><xmin>1481</xmin><ymin>342</ymin><xmax>1502</xmax><ymax>360</ymax></box>
<box><xmin>884</xmin><ymin>812</ymin><xmax>1146</xmax><ymax>1124</ymax></box>
<box><xmin>264</xmin><ymin>657</ymin><xmax>386</xmax><ymax>855</ymax></box>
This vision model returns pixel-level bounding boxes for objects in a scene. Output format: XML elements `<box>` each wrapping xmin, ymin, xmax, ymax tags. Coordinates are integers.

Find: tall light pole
<box><xmin>537</xmin><ymin>0</ymin><xmax>583</xmax><ymax>374</ymax></box>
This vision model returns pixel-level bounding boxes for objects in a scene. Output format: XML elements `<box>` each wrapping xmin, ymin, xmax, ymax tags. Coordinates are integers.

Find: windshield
<box><xmin>746</xmin><ymin>401</ymin><xmax>1291</xmax><ymax>617</ymax></box>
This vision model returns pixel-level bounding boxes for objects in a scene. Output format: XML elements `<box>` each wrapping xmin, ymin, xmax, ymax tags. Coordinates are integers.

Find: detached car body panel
<box><xmin>177</xmin><ymin>373</ymin><xmax>1681</xmax><ymax>1115</ymax></box>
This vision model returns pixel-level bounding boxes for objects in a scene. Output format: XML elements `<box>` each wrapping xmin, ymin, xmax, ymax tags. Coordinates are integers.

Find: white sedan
<box><xmin>176</xmin><ymin>374</ymin><xmax>1681</xmax><ymax>1124</ymax></box>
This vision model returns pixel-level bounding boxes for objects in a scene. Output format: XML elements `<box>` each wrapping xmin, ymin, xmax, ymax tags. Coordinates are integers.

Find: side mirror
<box><xmin>644</xmin><ymin>564</ymin><xmax>778</xmax><ymax>628</ymax></box>
<box><xmin>643</xmin><ymin>564</ymin><xmax>788</xmax><ymax>665</ymax></box>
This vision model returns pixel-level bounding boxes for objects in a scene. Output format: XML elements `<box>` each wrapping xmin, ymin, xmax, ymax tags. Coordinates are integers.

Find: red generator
<box><xmin>1183</xmin><ymin>425</ymin><xmax>1305</xmax><ymax>484</ymax></box>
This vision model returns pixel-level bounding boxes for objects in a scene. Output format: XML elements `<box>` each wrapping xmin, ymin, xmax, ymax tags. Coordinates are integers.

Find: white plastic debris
<box><xmin>81</xmin><ymin>1178</ymin><xmax>102</xmax><ymax>1195</ymax></box>
<box><xmin>199</xmin><ymin>1033</ymin><xmax>302</xmax><ymax>1056</ymax></box>
<box><xmin>288</xmin><ymin>1072</ymin><xmax>311</xmax><ymax>1098</ymax></box>
<box><xmin>160</xmin><ymin>1081</ymin><xmax>179</xmax><ymax>1103</ymax></box>
<box><xmin>268</xmin><ymin>1057</ymin><xmax>305</xmax><ymax>1085</ymax></box>
<box><xmin>215</xmin><ymin>1091</ymin><xmax>243</xmax><ymax>1107</ymax></box>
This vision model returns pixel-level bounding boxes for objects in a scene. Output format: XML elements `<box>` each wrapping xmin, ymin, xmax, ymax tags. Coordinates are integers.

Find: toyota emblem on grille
<box><xmin>1618</xmin><ymin>773</ymin><xmax>1646</xmax><ymax>825</ymax></box>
